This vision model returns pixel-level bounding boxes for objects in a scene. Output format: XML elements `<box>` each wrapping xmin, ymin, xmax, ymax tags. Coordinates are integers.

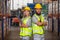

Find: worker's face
<box><xmin>35</xmin><ymin>8</ymin><xmax>42</xmax><ymax>14</ymax></box>
<box><xmin>23</xmin><ymin>10</ymin><xmax>30</xmax><ymax>16</ymax></box>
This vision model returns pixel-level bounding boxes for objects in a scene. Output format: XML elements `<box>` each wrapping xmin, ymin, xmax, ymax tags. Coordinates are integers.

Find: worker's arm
<box><xmin>32</xmin><ymin>15</ymin><xmax>47</xmax><ymax>26</ymax></box>
<box><xmin>36</xmin><ymin>22</ymin><xmax>48</xmax><ymax>26</ymax></box>
<box><xmin>32</xmin><ymin>16</ymin><xmax>43</xmax><ymax>26</ymax></box>
<box><xmin>36</xmin><ymin>21</ymin><xmax>43</xmax><ymax>26</ymax></box>
<box><xmin>19</xmin><ymin>18</ymin><xmax>28</xmax><ymax>28</ymax></box>
<box><xmin>38</xmin><ymin>16</ymin><xmax>48</xmax><ymax>26</ymax></box>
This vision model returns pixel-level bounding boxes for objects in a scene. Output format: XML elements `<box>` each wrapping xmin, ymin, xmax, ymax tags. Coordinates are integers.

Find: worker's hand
<box><xmin>36</xmin><ymin>22</ymin><xmax>43</xmax><ymax>26</ymax></box>
<box><xmin>21</xmin><ymin>24</ymin><xmax>28</xmax><ymax>28</ymax></box>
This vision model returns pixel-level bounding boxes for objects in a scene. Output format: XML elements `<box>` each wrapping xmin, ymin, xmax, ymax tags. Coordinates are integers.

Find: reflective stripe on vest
<box><xmin>20</xmin><ymin>16</ymin><xmax>32</xmax><ymax>37</ymax></box>
<box><xmin>32</xmin><ymin>14</ymin><xmax>44</xmax><ymax>35</ymax></box>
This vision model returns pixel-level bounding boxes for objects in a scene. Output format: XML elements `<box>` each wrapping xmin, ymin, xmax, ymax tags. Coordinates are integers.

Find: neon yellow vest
<box><xmin>20</xmin><ymin>16</ymin><xmax>32</xmax><ymax>37</ymax></box>
<box><xmin>32</xmin><ymin>14</ymin><xmax>44</xmax><ymax>35</ymax></box>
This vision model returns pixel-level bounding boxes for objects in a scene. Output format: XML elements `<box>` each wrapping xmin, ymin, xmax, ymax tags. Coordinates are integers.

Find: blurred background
<box><xmin>0</xmin><ymin>0</ymin><xmax>60</xmax><ymax>40</ymax></box>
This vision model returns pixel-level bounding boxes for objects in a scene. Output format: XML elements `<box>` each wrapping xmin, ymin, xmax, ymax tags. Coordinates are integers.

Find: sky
<box><xmin>10</xmin><ymin>0</ymin><xmax>33</xmax><ymax>10</ymax></box>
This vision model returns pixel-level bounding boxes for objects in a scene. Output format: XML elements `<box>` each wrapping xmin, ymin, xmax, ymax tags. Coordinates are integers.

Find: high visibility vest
<box><xmin>20</xmin><ymin>16</ymin><xmax>32</xmax><ymax>37</ymax></box>
<box><xmin>32</xmin><ymin>14</ymin><xmax>44</xmax><ymax>35</ymax></box>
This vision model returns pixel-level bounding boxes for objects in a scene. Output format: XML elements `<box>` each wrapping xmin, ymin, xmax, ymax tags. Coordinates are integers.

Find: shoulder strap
<box><xmin>34</xmin><ymin>14</ymin><xmax>42</xmax><ymax>22</ymax></box>
<box><xmin>22</xmin><ymin>16</ymin><xmax>31</xmax><ymax>24</ymax></box>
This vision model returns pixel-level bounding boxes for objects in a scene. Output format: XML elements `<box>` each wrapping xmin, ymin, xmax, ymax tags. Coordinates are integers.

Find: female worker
<box><xmin>20</xmin><ymin>6</ymin><xmax>32</xmax><ymax>40</ymax></box>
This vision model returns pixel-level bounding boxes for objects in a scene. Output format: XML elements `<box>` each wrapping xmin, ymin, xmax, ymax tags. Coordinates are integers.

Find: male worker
<box><xmin>32</xmin><ymin>3</ymin><xmax>47</xmax><ymax>40</ymax></box>
<box><xmin>20</xmin><ymin>6</ymin><xmax>32</xmax><ymax>40</ymax></box>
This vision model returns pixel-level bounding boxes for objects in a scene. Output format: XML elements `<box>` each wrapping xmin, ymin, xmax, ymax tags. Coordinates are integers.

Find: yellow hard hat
<box><xmin>24</xmin><ymin>6</ymin><xmax>30</xmax><ymax>11</ymax></box>
<box><xmin>34</xmin><ymin>3</ymin><xmax>42</xmax><ymax>9</ymax></box>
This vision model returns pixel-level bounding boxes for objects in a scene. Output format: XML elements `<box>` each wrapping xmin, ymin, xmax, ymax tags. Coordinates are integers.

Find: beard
<box><xmin>36</xmin><ymin>12</ymin><xmax>41</xmax><ymax>16</ymax></box>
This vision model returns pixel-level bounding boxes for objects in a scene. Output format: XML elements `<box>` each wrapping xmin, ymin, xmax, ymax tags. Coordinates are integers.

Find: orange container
<box><xmin>12</xmin><ymin>18</ymin><xmax>19</xmax><ymax>22</ymax></box>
